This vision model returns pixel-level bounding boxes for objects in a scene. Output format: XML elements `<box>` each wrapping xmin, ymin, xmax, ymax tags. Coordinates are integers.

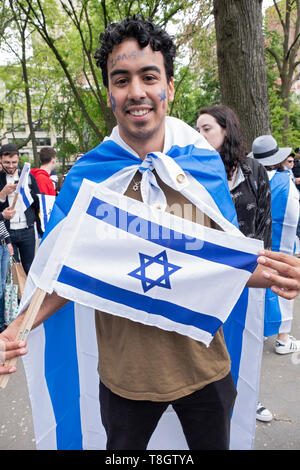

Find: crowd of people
<box><xmin>0</xmin><ymin>143</ymin><xmax>59</xmax><ymax>332</ymax></box>
<box><xmin>0</xmin><ymin>15</ymin><xmax>300</xmax><ymax>450</ymax></box>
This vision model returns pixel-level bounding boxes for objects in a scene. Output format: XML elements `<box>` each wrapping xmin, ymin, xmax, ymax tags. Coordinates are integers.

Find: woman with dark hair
<box><xmin>197</xmin><ymin>105</ymin><xmax>272</xmax><ymax>249</ymax></box>
<box><xmin>197</xmin><ymin>105</ymin><xmax>273</xmax><ymax>423</ymax></box>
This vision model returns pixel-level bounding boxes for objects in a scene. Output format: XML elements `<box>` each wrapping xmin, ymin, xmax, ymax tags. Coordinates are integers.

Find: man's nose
<box><xmin>128</xmin><ymin>77</ymin><xmax>147</xmax><ymax>100</ymax></box>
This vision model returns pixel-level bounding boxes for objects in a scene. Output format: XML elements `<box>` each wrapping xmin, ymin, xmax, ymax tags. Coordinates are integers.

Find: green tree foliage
<box><xmin>1</xmin><ymin>0</ymin><xmax>298</xmax><ymax>157</ymax></box>
<box><xmin>264</xmin><ymin>0</ymin><xmax>300</xmax><ymax>144</ymax></box>
<box><xmin>264</xmin><ymin>4</ymin><xmax>300</xmax><ymax>148</ymax></box>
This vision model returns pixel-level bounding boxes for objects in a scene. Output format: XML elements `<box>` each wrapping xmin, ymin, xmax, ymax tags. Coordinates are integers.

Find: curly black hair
<box><xmin>198</xmin><ymin>105</ymin><xmax>246</xmax><ymax>180</ymax></box>
<box><xmin>94</xmin><ymin>15</ymin><xmax>176</xmax><ymax>88</ymax></box>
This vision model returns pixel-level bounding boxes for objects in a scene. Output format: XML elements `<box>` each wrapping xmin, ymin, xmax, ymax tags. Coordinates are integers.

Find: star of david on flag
<box><xmin>128</xmin><ymin>250</ymin><xmax>181</xmax><ymax>293</ymax></box>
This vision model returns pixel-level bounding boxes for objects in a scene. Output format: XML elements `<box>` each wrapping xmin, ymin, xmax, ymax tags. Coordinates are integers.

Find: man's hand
<box><xmin>2</xmin><ymin>207</ymin><xmax>16</xmax><ymax>219</ymax></box>
<box><xmin>0</xmin><ymin>183</ymin><xmax>17</xmax><ymax>199</ymax></box>
<box><xmin>0</xmin><ymin>321</ymin><xmax>27</xmax><ymax>375</ymax></box>
<box><xmin>0</xmin><ymin>292</ymin><xmax>68</xmax><ymax>379</ymax></box>
<box><xmin>257</xmin><ymin>250</ymin><xmax>300</xmax><ymax>299</ymax></box>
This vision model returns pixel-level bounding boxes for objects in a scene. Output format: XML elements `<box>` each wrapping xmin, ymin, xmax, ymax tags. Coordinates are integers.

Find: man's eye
<box><xmin>115</xmin><ymin>78</ymin><xmax>128</xmax><ymax>86</ymax></box>
<box><xmin>144</xmin><ymin>75</ymin><xmax>157</xmax><ymax>82</ymax></box>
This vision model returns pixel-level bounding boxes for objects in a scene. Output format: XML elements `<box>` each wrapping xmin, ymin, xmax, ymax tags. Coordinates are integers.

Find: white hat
<box><xmin>248</xmin><ymin>135</ymin><xmax>292</xmax><ymax>166</ymax></box>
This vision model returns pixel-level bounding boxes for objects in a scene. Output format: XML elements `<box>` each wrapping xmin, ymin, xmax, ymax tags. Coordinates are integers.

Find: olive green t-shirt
<box><xmin>95</xmin><ymin>171</ymin><xmax>231</xmax><ymax>401</ymax></box>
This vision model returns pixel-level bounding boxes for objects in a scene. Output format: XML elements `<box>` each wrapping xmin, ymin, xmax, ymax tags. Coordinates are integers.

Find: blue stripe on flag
<box><xmin>86</xmin><ymin>197</ymin><xmax>257</xmax><ymax>273</ymax></box>
<box><xmin>44</xmin><ymin>302</ymin><xmax>83</xmax><ymax>449</ymax></box>
<box><xmin>41</xmin><ymin>194</ymin><xmax>48</xmax><ymax>230</ymax></box>
<box><xmin>270</xmin><ymin>172</ymin><xmax>290</xmax><ymax>252</ymax></box>
<box><xmin>264</xmin><ymin>289</ymin><xmax>282</xmax><ymax>337</ymax></box>
<box><xmin>223</xmin><ymin>288</ymin><xmax>249</xmax><ymax>386</ymax></box>
<box><xmin>57</xmin><ymin>265</ymin><xmax>223</xmax><ymax>335</ymax></box>
<box><xmin>264</xmin><ymin>172</ymin><xmax>292</xmax><ymax>337</ymax></box>
<box><xmin>20</xmin><ymin>186</ymin><xmax>31</xmax><ymax>208</ymax></box>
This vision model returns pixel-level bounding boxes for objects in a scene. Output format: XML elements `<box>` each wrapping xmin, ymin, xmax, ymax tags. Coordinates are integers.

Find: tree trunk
<box><xmin>213</xmin><ymin>0</ymin><xmax>271</xmax><ymax>151</ymax></box>
<box><xmin>21</xmin><ymin>38</ymin><xmax>39</xmax><ymax>166</ymax></box>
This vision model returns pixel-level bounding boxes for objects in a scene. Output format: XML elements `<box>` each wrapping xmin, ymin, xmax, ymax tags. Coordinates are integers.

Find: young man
<box><xmin>31</xmin><ymin>147</ymin><xmax>57</xmax><ymax>196</ymax></box>
<box><xmin>0</xmin><ymin>144</ymin><xmax>41</xmax><ymax>274</ymax></box>
<box><xmin>1</xmin><ymin>17</ymin><xmax>300</xmax><ymax>450</ymax></box>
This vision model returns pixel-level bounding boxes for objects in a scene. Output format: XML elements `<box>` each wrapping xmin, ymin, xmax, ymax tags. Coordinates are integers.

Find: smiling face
<box><xmin>1</xmin><ymin>153</ymin><xmax>19</xmax><ymax>175</ymax></box>
<box><xmin>106</xmin><ymin>39</ymin><xmax>174</xmax><ymax>158</ymax></box>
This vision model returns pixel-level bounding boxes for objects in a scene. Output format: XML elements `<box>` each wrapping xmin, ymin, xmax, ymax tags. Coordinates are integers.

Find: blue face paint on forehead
<box><xmin>110</xmin><ymin>49</ymin><xmax>155</xmax><ymax>69</ymax></box>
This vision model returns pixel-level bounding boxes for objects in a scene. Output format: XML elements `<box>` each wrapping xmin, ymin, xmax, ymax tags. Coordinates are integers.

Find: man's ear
<box><xmin>106</xmin><ymin>88</ymin><xmax>112</xmax><ymax>108</ymax></box>
<box><xmin>167</xmin><ymin>77</ymin><xmax>175</xmax><ymax>103</ymax></box>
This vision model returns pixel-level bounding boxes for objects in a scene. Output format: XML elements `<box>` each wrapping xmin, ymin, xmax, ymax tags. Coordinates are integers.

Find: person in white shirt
<box><xmin>0</xmin><ymin>144</ymin><xmax>41</xmax><ymax>274</ymax></box>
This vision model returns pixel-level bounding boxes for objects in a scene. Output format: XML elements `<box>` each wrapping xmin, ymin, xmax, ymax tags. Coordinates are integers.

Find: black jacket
<box><xmin>292</xmin><ymin>160</ymin><xmax>300</xmax><ymax>190</ymax></box>
<box><xmin>0</xmin><ymin>169</ymin><xmax>42</xmax><ymax>235</ymax></box>
<box><xmin>230</xmin><ymin>157</ymin><xmax>272</xmax><ymax>250</ymax></box>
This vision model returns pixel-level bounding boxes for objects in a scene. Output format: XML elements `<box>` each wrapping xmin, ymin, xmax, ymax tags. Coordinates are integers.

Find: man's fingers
<box><xmin>1</xmin><ymin>340</ymin><xmax>26</xmax><ymax>351</ymax></box>
<box><xmin>3</xmin><ymin>348</ymin><xmax>27</xmax><ymax>361</ymax></box>
<box><xmin>258</xmin><ymin>256</ymin><xmax>298</xmax><ymax>278</ymax></box>
<box><xmin>271</xmin><ymin>286</ymin><xmax>299</xmax><ymax>300</ymax></box>
<box><xmin>258</xmin><ymin>251</ymin><xmax>300</xmax><ymax>292</ymax></box>
<box><xmin>0</xmin><ymin>339</ymin><xmax>27</xmax><ymax>363</ymax></box>
<box><xmin>260</xmin><ymin>267</ymin><xmax>299</xmax><ymax>299</ymax></box>
<box><xmin>0</xmin><ymin>364</ymin><xmax>17</xmax><ymax>375</ymax></box>
<box><xmin>258</xmin><ymin>250</ymin><xmax>299</xmax><ymax>268</ymax></box>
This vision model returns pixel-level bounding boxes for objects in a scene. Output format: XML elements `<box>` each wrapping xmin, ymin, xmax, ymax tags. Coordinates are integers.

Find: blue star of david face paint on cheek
<box><xmin>158</xmin><ymin>89</ymin><xmax>167</xmax><ymax>101</ymax></box>
<box><xmin>110</xmin><ymin>92</ymin><xmax>117</xmax><ymax>112</ymax></box>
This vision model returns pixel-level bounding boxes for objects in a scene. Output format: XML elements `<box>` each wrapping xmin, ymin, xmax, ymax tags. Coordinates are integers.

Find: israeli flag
<box><xmin>15</xmin><ymin>162</ymin><xmax>34</xmax><ymax>210</ymax></box>
<box><xmin>31</xmin><ymin>181</ymin><xmax>261</xmax><ymax>346</ymax></box>
<box><xmin>264</xmin><ymin>170</ymin><xmax>299</xmax><ymax>336</ymax></box>
<box><xmin>20</xmin><ymin>117</ymin><xmax>265</xmax><ymax>450</ymax></box>
<box><xmin>37</xmin><ymin>194</ymin><xmax>56</xmax><ymax>233</ymax></box>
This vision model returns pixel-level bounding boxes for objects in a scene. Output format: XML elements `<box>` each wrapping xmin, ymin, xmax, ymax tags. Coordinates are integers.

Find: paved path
<box><xmin>1</xmin><ymin>297</ymin><xmax>300</xmax><ymax>450</ymax></box>
<box><xmin>254</xmin><ymin>294</ymin><xmax>300</xmax><ymax>450</ymax></box>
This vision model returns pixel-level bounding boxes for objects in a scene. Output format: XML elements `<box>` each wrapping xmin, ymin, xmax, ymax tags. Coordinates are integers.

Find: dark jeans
<box><xmin>99</xmin><ymin>373</ymin><xmax>237</xmax><ymax>450</ymax></box>
<box><xmin>9</xmin><ymin>226</ymin><xmax>35</xmax><ymax>274</ymax></box>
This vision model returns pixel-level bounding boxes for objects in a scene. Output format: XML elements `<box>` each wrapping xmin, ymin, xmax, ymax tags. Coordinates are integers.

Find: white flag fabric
<box><xmin>20</xmin><ymin>117</ymin><xmax>265</xmax><ymax>450</ymax></box>
<box><xmin>15</xmin><ymin>162</ymin><xmax>33</xmax><ymax>210</ymax></box>
<box><xmin>37</xmin><ymin>194</ymin><xmax>56</xmax><ymax>233</ymax></box>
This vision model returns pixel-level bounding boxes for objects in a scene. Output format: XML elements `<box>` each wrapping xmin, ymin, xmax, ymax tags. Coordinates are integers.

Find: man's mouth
<box><xmin>129</xmin><ymin>109</ymin><xmax>151</xmax><ymax>117</ymax></box>
<box><xmin>125</xmin><ymin>102</ymin><xmax>154</xmax><ymax>118</ymax></box>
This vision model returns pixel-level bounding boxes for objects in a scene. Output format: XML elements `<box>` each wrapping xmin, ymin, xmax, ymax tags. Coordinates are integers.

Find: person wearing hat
<box><xmin>251</xmin><ymin>135</ymin><xmax>300</xmax><ymax>354</ymax></box>
<box><xmin>0</xmin><ymin>144</ymin><xmax>41</xmax><ymax>274</ymax></box>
